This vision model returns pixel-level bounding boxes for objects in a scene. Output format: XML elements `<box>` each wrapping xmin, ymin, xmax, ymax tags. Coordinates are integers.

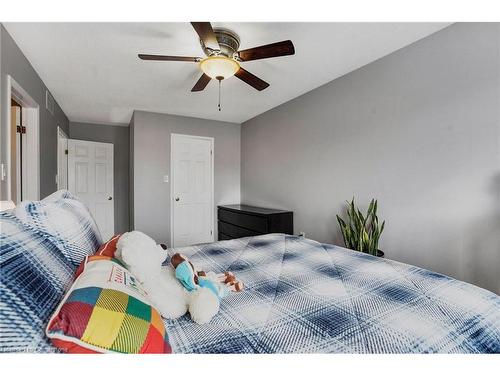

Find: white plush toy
<box><xmin>115</xmin><ymin>231</ymin><xmax>220</xmax><ymax>324</ymax></box>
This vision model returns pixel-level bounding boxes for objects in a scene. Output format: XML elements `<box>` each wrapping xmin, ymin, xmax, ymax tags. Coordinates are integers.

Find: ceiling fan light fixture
<box><xmin>200</xmin><ymin>56</ymin><xmax>240</xmax><ymax>80</ymax></box>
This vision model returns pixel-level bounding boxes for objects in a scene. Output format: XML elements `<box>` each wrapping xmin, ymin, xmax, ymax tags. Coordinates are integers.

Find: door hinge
<box><xmin>65</xmin><ymin>149</ymin><xmax>68</xmax><ymax>155</ymax></box>
<box><xmin>16</xmin><ymin>126</ymin><xmax>27</xmax><ymax>134</ymax></box>
<box><xmin>210</xmin><ymin>230</ymin><xmax>213</xmax><ymax>235</ymax></box>
<box><xmin>210</xmin><ymin>150</ymin><xmax>213</xmax><ymax>155</ymax></box>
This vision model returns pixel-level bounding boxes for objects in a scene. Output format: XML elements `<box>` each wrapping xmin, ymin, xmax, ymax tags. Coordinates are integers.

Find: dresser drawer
<box><xmin>218</xmin><ymin>209</ymin><xmax>268</xmax><ymax>233</ymax></box>
<box><xmin>218</xmin><ymin>220</ymin><xmax>262</xmax><ymax>239</ymax></box>
<box><xmin>218</xmin><ymin>232</ymin><xmax>233</xmax><ymax>241</ymax></box>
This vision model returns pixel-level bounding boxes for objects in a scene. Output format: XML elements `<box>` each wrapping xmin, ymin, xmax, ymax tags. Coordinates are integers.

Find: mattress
<box><xmin>163</xmin><ymin>234</ymin><xmax>500</xmax><ymax>353</ymax></box>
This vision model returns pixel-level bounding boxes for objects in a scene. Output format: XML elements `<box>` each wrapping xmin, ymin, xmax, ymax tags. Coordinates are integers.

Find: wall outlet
<box><xmin>299</xmin><ymin>232</ymin><xmax>306</xmax><ymax>238</ymax></box>
<box><xmin>163</xmin><ymin>175</ymin><xmax>169</xmax><ymax>183</ymax></box>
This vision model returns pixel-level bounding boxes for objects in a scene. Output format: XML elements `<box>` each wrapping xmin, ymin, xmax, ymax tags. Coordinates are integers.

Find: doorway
<box><xmin>6</xmin><ymin>75</ymin><xmax>40</xmax><ymax>204</ymax></box>
<box><xmin>10</xmin><ymin>98</ymin><xmax>26</xmax><ymax>204</ymax></box>
<box><xmin>170</xmin><ymin>133</ymin><xmax>214</xmax><ymax>247</ymax></box>
<box><xmin>68</xmin><ymin>139</ymin><xmax>114</xmax><ymax>241</ymax></box>
<box><xmin>57</xmin><ymin>127</ymin><xmax>69</xmax><ymax>190</ymax></box>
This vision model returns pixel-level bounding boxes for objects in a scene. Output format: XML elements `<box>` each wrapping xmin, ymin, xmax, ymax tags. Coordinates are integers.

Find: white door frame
<box><xmin>5</xmin><ymin>75</ymin><xmax>40</xmax><ymax>202</ymax></box>
<box><xmin>57</xmin><ymin>126</ymin><xmax>69</xmax><ymax>190</ymax></box>
<box><xmin>170</xmin><ymin>133</ymin><xmax>214</xmax><ymax>247</ymax></box>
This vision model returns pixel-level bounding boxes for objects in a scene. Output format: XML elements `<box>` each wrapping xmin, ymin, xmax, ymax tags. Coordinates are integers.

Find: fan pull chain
<box><xmin>218</xmin><ymin>79</ymin><xmax>221</xmax><ymax>112</ymax></box>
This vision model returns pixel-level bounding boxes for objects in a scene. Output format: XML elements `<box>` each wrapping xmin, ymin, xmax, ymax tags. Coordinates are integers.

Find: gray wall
<box><xmin>241</xmin><ymin>23</ymin><xmax>500</xmax><ymax>294</ymax></box>
<box><xmin>129</xmin><ymin>112</ymin><xmax>135</xmax><ymax>230</ymax></box>
<box><xmin>0</xmin><ymin>24</ymin><xmax>69</xmax><ymax>200</ymax></box>
<box><xmin>131</xmin><ymin>110</ymin><xmax>241</xmax><ymax>245</ymax></box>
<box><xmin>69</xmin><ymin>121</ymin><xmax>130</xmax><ymax>234</ymax></box>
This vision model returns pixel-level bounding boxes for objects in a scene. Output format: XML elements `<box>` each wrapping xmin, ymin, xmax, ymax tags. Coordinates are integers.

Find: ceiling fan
<box><xmin>138</xmin><ymin>22</ymin><xmax>295</xmax><ymax>94</ymax></box>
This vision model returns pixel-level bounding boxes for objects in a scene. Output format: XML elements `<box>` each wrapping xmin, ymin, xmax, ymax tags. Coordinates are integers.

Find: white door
<box><xmin>57</xmin><ymin>127</ymin><xmax>68</xmax><ymax>190</ymax></box>
<box><xmin>68</xmin><ymin>139</ymin><xmax>114</xmax><ymax>241</ymax></box>
<box><xmin>171</xmin><ymin>134</ymin><xmax>214</xmax><ymax>247</ymax></box>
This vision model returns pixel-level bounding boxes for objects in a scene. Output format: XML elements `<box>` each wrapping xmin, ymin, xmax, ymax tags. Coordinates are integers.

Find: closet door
<box><xmin>68</xmin><ymin>139</ymin><xmax>114</xmax><ymax>241</ymax></box>
<box><xmin>171</xmin><ymin>134</ymin><xmax>214</xmax><ymax>247</ymax></box>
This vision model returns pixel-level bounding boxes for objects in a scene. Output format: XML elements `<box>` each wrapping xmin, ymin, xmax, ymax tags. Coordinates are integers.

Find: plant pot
<box><xmin>376</xmin><ymin>249</ymin><xmax>384</xmax><ymax>258</ymax></box>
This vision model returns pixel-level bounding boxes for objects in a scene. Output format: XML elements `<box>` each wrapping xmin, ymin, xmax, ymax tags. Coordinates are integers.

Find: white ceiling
<box><xmin>4</xmin><ymin>22</ymin><xmax>451</xmax><ymax>125</ymax></box>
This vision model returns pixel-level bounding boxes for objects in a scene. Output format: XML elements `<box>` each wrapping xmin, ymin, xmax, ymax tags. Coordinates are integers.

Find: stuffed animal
<box><xmin>115</xmin><ymin>231</ymin><xmax>243</xmax><ymax>324</ymax></box>
<box><xmin>115</xmin><ymin>231</ymin><xmax>190</xmax><ymax>320</ymax></box>
<box><xmin>170</xmin><ymin>253</ymin><xmax>244</xmax><ymax>293</ymax></box>
<box><xmin>169</xmin><ymin>253</ymin><xmax>244</xmax><ymax>323</ymax></box>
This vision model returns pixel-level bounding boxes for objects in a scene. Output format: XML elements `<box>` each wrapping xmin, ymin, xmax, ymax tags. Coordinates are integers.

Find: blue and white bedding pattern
<box><xmin>164</xmin><ymin>234</ymin><xmax>500</xmax><ymax>353</ymax></box>
<box><xmin>0</xmin><ymin>191</ymin><xmax>102</xmax><ymax>353</ymax></box>
<box><xmin>13</xmin><ymin>190</ymin><xmax>102</xmax><ymax>268</ymax></box>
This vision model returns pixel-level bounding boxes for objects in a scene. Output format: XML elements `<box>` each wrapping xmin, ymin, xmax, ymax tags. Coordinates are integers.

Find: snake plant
<box><xmin>336</xmin><ymin>198</ymin><xmax>385</xmax><ymax>256</ymax></box>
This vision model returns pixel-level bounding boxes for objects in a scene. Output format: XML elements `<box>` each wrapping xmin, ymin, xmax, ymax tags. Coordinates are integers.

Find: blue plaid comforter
<box><xmin>0</xmin><ymin>191</ymin><xmax>102</xmax><ymax>353</ymax></box>
<box><xmin>164</xmin><ymin>234</ymin><xmax>500</xmax><ymax>353</ymax></box>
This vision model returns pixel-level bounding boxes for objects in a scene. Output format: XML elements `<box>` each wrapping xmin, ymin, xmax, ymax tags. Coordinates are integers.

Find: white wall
<box><xmin>241</xmin><ymin>23</ymin><xmax>500</xmax><ymax>294</ymax></box>
<box><xmin>131</xmin><ymin>110</ymin><xmax>241</xmax><ymax>245</ymax></box>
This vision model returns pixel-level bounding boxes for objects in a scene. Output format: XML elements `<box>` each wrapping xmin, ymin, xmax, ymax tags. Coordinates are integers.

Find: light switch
<box><xmin>0</xmin><ymin>164</ymin><xmax>6</xmax><ymax>181</ymax></box>
<box><xmin>163</xmin><ymin>175</ymin><xmax>169</xmax><ymax>183</ymax></box>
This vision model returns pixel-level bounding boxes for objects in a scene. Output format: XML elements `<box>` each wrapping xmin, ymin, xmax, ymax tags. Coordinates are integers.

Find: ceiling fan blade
<box><xmin>191</xmin><ymin>22</ymin><xmax>220</xmax><ymax>51</ymax></box>
<box><xmin>235</xmin><ymin>68</ymin><xmax>269</xmax><ymax>91</ymax></box>
<box><xmin>238</xmin><ymin>40</ymin><xmax>295</xmax><ymax>61</ymax></box>
<box><xmin>138</xmin><ymin>54</ymin><xmax>200</xmax><ymax>62</ymax></box>
<box><xmin>191</xmin><ymin>74</ymin><xmax>212</xmax><ymax>92</ymax></box>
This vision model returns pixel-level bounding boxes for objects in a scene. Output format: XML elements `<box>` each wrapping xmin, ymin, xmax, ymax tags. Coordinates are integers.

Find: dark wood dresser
<box><xmin>217</xmin><ymin>204</ymin><xmax>293</xmax><ymax>240</ymax></box>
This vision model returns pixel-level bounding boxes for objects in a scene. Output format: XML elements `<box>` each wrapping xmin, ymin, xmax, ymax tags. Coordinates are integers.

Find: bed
<box><xmin>1</xmin><ymin>191</ymin><xmax>499</xmax><ymax>353</ymax></box>
<box><xmin>164</xmin><ymin>233</ymin><xmax>500</xmax><ymax>353</ymax></box>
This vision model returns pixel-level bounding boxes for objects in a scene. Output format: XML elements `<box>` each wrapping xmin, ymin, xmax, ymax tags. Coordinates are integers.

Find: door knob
<box><xmin>175</xmin><ymin>197</ymin><xmax>180</xmax><ymax>201</ymax></box>
<box><xmin>108</xmin><ymin>197</ymin><xmax>113</xmax><ymax>201</ymax></box>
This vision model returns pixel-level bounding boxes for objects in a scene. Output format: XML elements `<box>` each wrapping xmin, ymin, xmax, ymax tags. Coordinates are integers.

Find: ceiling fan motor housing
<box><xmin>201</xmin><ymin>28</ymin><xmax>240</xmax><ymax>58</ymax></box>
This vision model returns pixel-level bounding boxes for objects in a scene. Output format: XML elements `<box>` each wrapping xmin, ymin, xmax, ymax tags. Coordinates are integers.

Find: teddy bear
<box><xmin>115</xmin><ymin>231</ymin><xmax>191</xmax><ymax>319</ymax></box>
<box><xmin>115</xmin><ymin>231</ymin><xmax>242</xmax><ymax>324</ymax></box>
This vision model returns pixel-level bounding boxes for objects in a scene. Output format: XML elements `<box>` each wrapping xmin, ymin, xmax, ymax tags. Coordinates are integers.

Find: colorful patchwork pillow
<box><xmin>46</xmin><ymin>255</ymin><xmax>172</xmax><ymax>353</ymax></box>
